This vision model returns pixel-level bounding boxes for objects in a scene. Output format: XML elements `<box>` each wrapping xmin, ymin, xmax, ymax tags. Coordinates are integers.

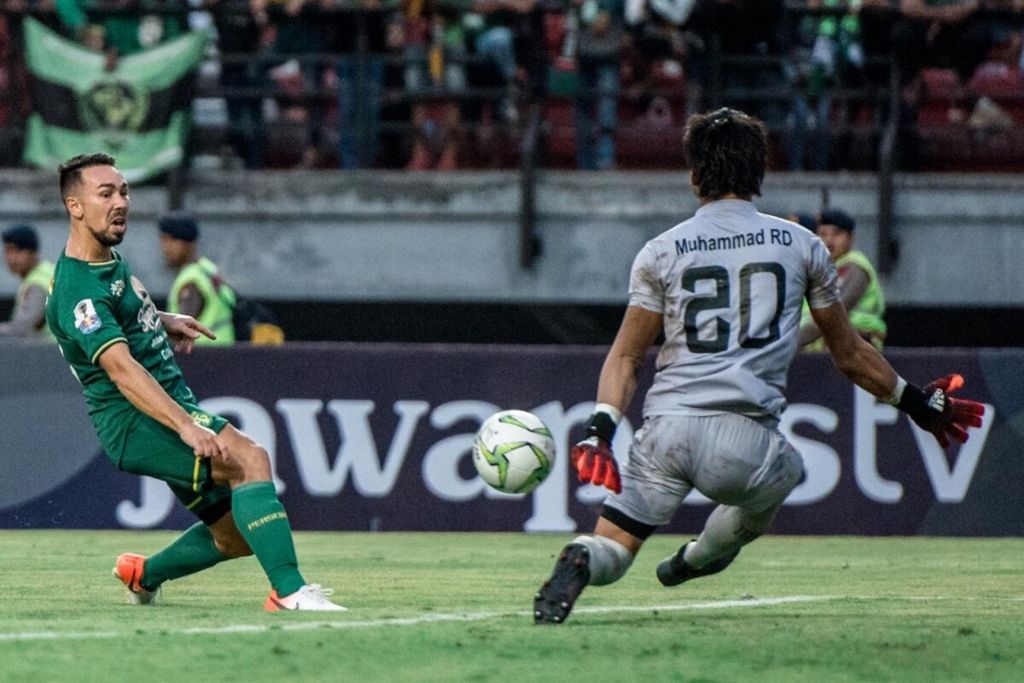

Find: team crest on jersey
<box><xmin>110</xmin><ymin>279</ymin><xmax>125</xmax><ymax>297</ymax></box>
<box><xmin>130</xmin><ymin>275</ymin><xmax>161</xmax><ymax>333</ymax></box>
<box><xmin>73</xmin><ymin>299</ymin><xmax>102</xmax><ymax>334</ymax></box>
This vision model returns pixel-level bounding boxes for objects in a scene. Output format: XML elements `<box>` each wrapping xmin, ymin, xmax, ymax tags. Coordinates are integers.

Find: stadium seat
<box><xmin>264</xmin><ymin>121</ymin><xmax>309</xmax><ymax>168</ymax></box>
<box><xmin>543</xmin><ymin>98</ymin><xmax>576</xmax><ymax>168</ymax></box>
<box><xmin>543</xmin><ymin>13</ymin><xmax>568</xmax><ymax>61</ymax></box>
<box><xmin>615</xmin><ymin>124</ymin><xmax>687</xmax><ymax>169</ymax></box>
<box><xmin>968</xmin><ymin>62</ymin><xmax>1022</xmax><ymax>99</ymax></box>
<box><xmin>920</xmin><ymin>68</ymin><xmax>960</xmax><ymax>99</ymax></box>
<box><xmin>968</xmin><ymin>63</ymin><xmax>1024</xmax><ymax>124</ymax></box>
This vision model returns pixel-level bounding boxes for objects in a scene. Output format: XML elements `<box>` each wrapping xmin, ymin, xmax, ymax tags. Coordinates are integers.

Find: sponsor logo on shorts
<box><xmin>73</xmin><ymin>299</ymin><xmax>102</xmax><ymax>334</ymax></box>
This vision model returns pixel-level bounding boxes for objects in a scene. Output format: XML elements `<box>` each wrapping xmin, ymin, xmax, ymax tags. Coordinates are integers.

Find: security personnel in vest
<box><xmin>158</xmin><ymin>212</ymin><xmax>236</xmax><ymax>346</ymax></box>
<box><xmin>1</xmin><ymin>224</ymin><xmax>56</xmax><ymax>341</ymax></box>
<box><xmin>799</xmin><ymin>209</ymin><xmax>886</xmax><ymax>351</ymax></box>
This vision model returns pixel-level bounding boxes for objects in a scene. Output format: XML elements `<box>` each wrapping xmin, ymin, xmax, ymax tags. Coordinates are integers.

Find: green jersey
<box><xmin>45</xmin><ymin>249</ymin><xmax>195</xmax><ymax>450</ymax></box>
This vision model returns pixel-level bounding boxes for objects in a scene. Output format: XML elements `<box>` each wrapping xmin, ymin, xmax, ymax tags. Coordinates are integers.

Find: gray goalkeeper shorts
<box><xmin>605</xmin><ymin>412</ymin><xmax>804</xmax><ymax>527</ymax></box>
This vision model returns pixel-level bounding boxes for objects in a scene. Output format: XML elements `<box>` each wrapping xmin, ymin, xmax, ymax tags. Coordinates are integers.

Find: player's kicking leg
<box><xmin>109</xmin><ymin>413</ymin><xmax>240</xmax><ymax>606</ymax></box>
<box><xmin>109</xmin><ymin>415</ymin><xmax>344</xmax><ymax>611</ymax></box>
<box><xmin>112</xmin><ymin>552</ymin><xmax>161</xmax><ymax>605</ymax></box>
<box><xmin>108</xmin><ymin>495</ymin><xmax>237</xmax><ymax>606</ymax></box>
<box><xmin>111</xmin><ymin>516</ymin><xmax>344</xmax><ymax>611</ymax></box>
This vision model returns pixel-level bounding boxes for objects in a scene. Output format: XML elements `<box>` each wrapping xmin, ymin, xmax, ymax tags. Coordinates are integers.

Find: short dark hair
<box><xmin>683</xmin><ymin>108</ymin><xmax>767</xmax><ymax>201</ymax></box>
<box><xmin>58</xmin><ymin>152</ymin><xmax>117</xmax><ymax>201</ymax></box>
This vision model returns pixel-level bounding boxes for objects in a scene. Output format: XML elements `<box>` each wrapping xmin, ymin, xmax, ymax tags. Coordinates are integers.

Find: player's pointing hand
<box><xmin>160</xmin><ymin>312</ymin><xmax>217</xmax><ymax>353</ymax></box>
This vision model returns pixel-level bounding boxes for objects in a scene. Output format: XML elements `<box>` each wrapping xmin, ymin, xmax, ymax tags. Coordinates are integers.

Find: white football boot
<box><xmin>264</xmin><ymin>584</ymin><xmax>347</xmax><ymax>612</ymax></box>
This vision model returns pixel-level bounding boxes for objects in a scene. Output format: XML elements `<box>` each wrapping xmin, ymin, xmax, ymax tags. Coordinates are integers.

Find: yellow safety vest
<box><xmin>168</xmin><ymin>257</ymin><xmax>236</xmax><ymax>345</ymax></box>
<box><xmin>802</xmin><ymin>249</ymin><xmax>886</xmax><ymax>351</ymax></box>
<box><xmin>21</xmin><ymin>260</ymin><xmax>56</xmax><ymax>342</ymax></box>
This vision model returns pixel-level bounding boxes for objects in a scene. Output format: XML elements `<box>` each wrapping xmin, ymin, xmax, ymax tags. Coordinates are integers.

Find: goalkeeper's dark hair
<box><xmin>58</xmin><ymin>152</ymin><xmax>117</xmax><ymax>201</ymax></box>
<box><xmin>683</xmin><ymin>108</ymin><xmax>767</xmax><ymax>201</ymax></box>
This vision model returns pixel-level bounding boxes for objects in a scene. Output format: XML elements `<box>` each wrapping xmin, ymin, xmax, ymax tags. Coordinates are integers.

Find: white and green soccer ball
<box><xmin>473</xmin><ymin>409</ymin><xmax>555</xmax><ymax>494</ymax></box>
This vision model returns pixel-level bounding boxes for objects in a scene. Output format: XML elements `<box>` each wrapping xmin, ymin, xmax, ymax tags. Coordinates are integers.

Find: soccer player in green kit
<box><xmin>45</xmin><ymin>153</ymin><xmax>344</xmax><ymax>611</ymax></box>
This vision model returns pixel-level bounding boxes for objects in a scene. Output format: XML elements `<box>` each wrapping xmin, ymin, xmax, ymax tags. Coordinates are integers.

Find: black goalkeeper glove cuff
<box><xmin>583</xmin><ymin>403</ymin><xmax>621</xmax><ymax>444</ymax></box>
<box><xmin>896</xmin><ymin>381</ymin><xmax>940</xmax><ymax>424</ymax></box>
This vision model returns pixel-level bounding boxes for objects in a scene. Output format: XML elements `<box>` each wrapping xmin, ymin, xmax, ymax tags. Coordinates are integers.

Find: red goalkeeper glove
<box><xmin>897</xmin><ymin>374</ymin><xmax>986</xmax><ymax>448</ymax></box>
<box><xmin>571</xmin><ymin>436</ymin><xmax>622</xmax><ymax>494</ymax></box>
<box><xmin>572</xmin><ymin>406</ymin><xmax>623</xmax><ymax>493</ymax></box>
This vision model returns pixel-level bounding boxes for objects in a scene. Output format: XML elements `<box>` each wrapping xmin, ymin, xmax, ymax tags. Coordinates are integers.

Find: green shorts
<box><xmin>115</xmin><ymin>402</ymin><xmax>233</xmax><ymax>524</ymax></box>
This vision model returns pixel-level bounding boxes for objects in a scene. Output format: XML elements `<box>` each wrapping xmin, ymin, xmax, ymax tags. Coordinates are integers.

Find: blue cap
<box><xmin>818</xmin><ymin>209</ymin><xmax>855</xmax><ymax>233</ymax></box>
<box><xmin>792</xmin><ymin>213</ymin><xmax>818</xmax><ymax>231</ymax></box>
<box><xmin>2</xmin><ymin>224</ymin><xmax>39</xmax><ymax>251</ymax></box>
<box><xmin>158</xmin><ymin>212</ymin><xmax>199</xmax><ymax>242</ymax></box>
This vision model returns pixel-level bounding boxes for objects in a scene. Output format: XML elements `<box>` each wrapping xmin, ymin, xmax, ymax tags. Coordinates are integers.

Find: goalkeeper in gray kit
<box><xmin>533</xmin><ymin>108</ymin><xmax>986</xmax><ymax>624</ymax></box>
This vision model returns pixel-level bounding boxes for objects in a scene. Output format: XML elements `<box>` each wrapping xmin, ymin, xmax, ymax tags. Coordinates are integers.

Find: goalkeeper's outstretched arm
<box><xmin>811</xmin><ymin>302</ymin><xmax>897</xmax><ymax>396</ymax></box>
<box><xmin>811</xmin><ymin>301</ymin><xmax>985</xmax><ymax>446</ymax></box>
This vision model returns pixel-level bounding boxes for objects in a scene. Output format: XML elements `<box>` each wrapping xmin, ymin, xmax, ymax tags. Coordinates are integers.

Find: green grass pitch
<box><xmin>1</xmin><ymin>531</ymin><xmax>1022</xmax><ymax>682</ymax></box>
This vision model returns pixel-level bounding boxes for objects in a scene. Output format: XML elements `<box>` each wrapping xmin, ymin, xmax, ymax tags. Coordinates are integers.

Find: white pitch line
<box><xmin>573</xmin><ymin>594</ymin><xmax>830</xmax><ymax>615</ymax></box>
<box><xmin>0</xmin><ymin>595</ymin><xmax>830</xmax><ymax>643</ymax></box>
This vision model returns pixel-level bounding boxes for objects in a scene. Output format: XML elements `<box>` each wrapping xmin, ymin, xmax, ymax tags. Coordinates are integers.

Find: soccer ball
<box><xmin>473</xmin><ymin>410</ymin><xmax>555</xmax><ymax>494</ymax></box>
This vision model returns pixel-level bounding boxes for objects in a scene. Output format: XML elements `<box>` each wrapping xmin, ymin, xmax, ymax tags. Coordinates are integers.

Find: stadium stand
<box><xmin>0</xmin><ymin>1</ymin><xmax>1022</xmax><ymax>173</ymax></box>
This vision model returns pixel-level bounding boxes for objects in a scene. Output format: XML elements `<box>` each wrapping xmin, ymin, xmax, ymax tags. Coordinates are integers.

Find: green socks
<box><xmin>142</xmin><ymin>522</ymin><xmax>226</xmax><ymax>591</ymax></box>
<box><xmin>231</xmin><ymin>481</ymin><xmax>305</xmax><ymax>597</ymax></box>
<box><xmin>140</xmin><ymin>482</ymin><xmax>306</xmax><ymax>598</ymax></box>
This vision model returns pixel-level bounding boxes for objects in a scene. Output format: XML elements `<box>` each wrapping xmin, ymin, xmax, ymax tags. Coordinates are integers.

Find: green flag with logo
<box><xmin>22</xmin><ymin>17</ymin><xmax>208</xmax><ymax>182</ymax></box>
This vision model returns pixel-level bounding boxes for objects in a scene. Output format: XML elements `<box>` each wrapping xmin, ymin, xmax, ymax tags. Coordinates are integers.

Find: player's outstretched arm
<box><xmin>811</xmin><ymin>302</ymin><xmax>985</xmax><ymax>447</ymax></box>
<box><xmin>98</xmin><ymin>342</ymin><xmax>225</xmax><ymax>457</ymax></box>
<box><xmin>811</xmin><ymin>302</ymin><xmax>896</xmax><ymax>395</ymax></box>
<box><xmin>574</xmin><ymin>305</ymin><xmax>663</xmax><ymax>493</ymax></box>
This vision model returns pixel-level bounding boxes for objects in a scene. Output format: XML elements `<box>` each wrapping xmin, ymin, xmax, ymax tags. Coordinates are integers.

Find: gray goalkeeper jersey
<box><xmin>630</xmin><ymin>199</ymin><xmax>840</xmax><ymax>420</ymax></box>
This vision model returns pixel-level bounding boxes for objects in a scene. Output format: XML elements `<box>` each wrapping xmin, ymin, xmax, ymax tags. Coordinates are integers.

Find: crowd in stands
<box><xmin>1</xmin><ymin>0</ymin><xmax>1024</xmax><ymax>172</ymax></box>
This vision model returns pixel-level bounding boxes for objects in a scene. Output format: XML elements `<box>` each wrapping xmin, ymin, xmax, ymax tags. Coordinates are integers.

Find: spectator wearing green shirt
<box><xmin>55</xmin><ymin>0</ymin><xmax>184</xmax><ymax>60</ymax></box>
<box><xmin>786</xmin><ymin>0</ymin><xmax>865</xmax><ymax>171</ymax></box>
